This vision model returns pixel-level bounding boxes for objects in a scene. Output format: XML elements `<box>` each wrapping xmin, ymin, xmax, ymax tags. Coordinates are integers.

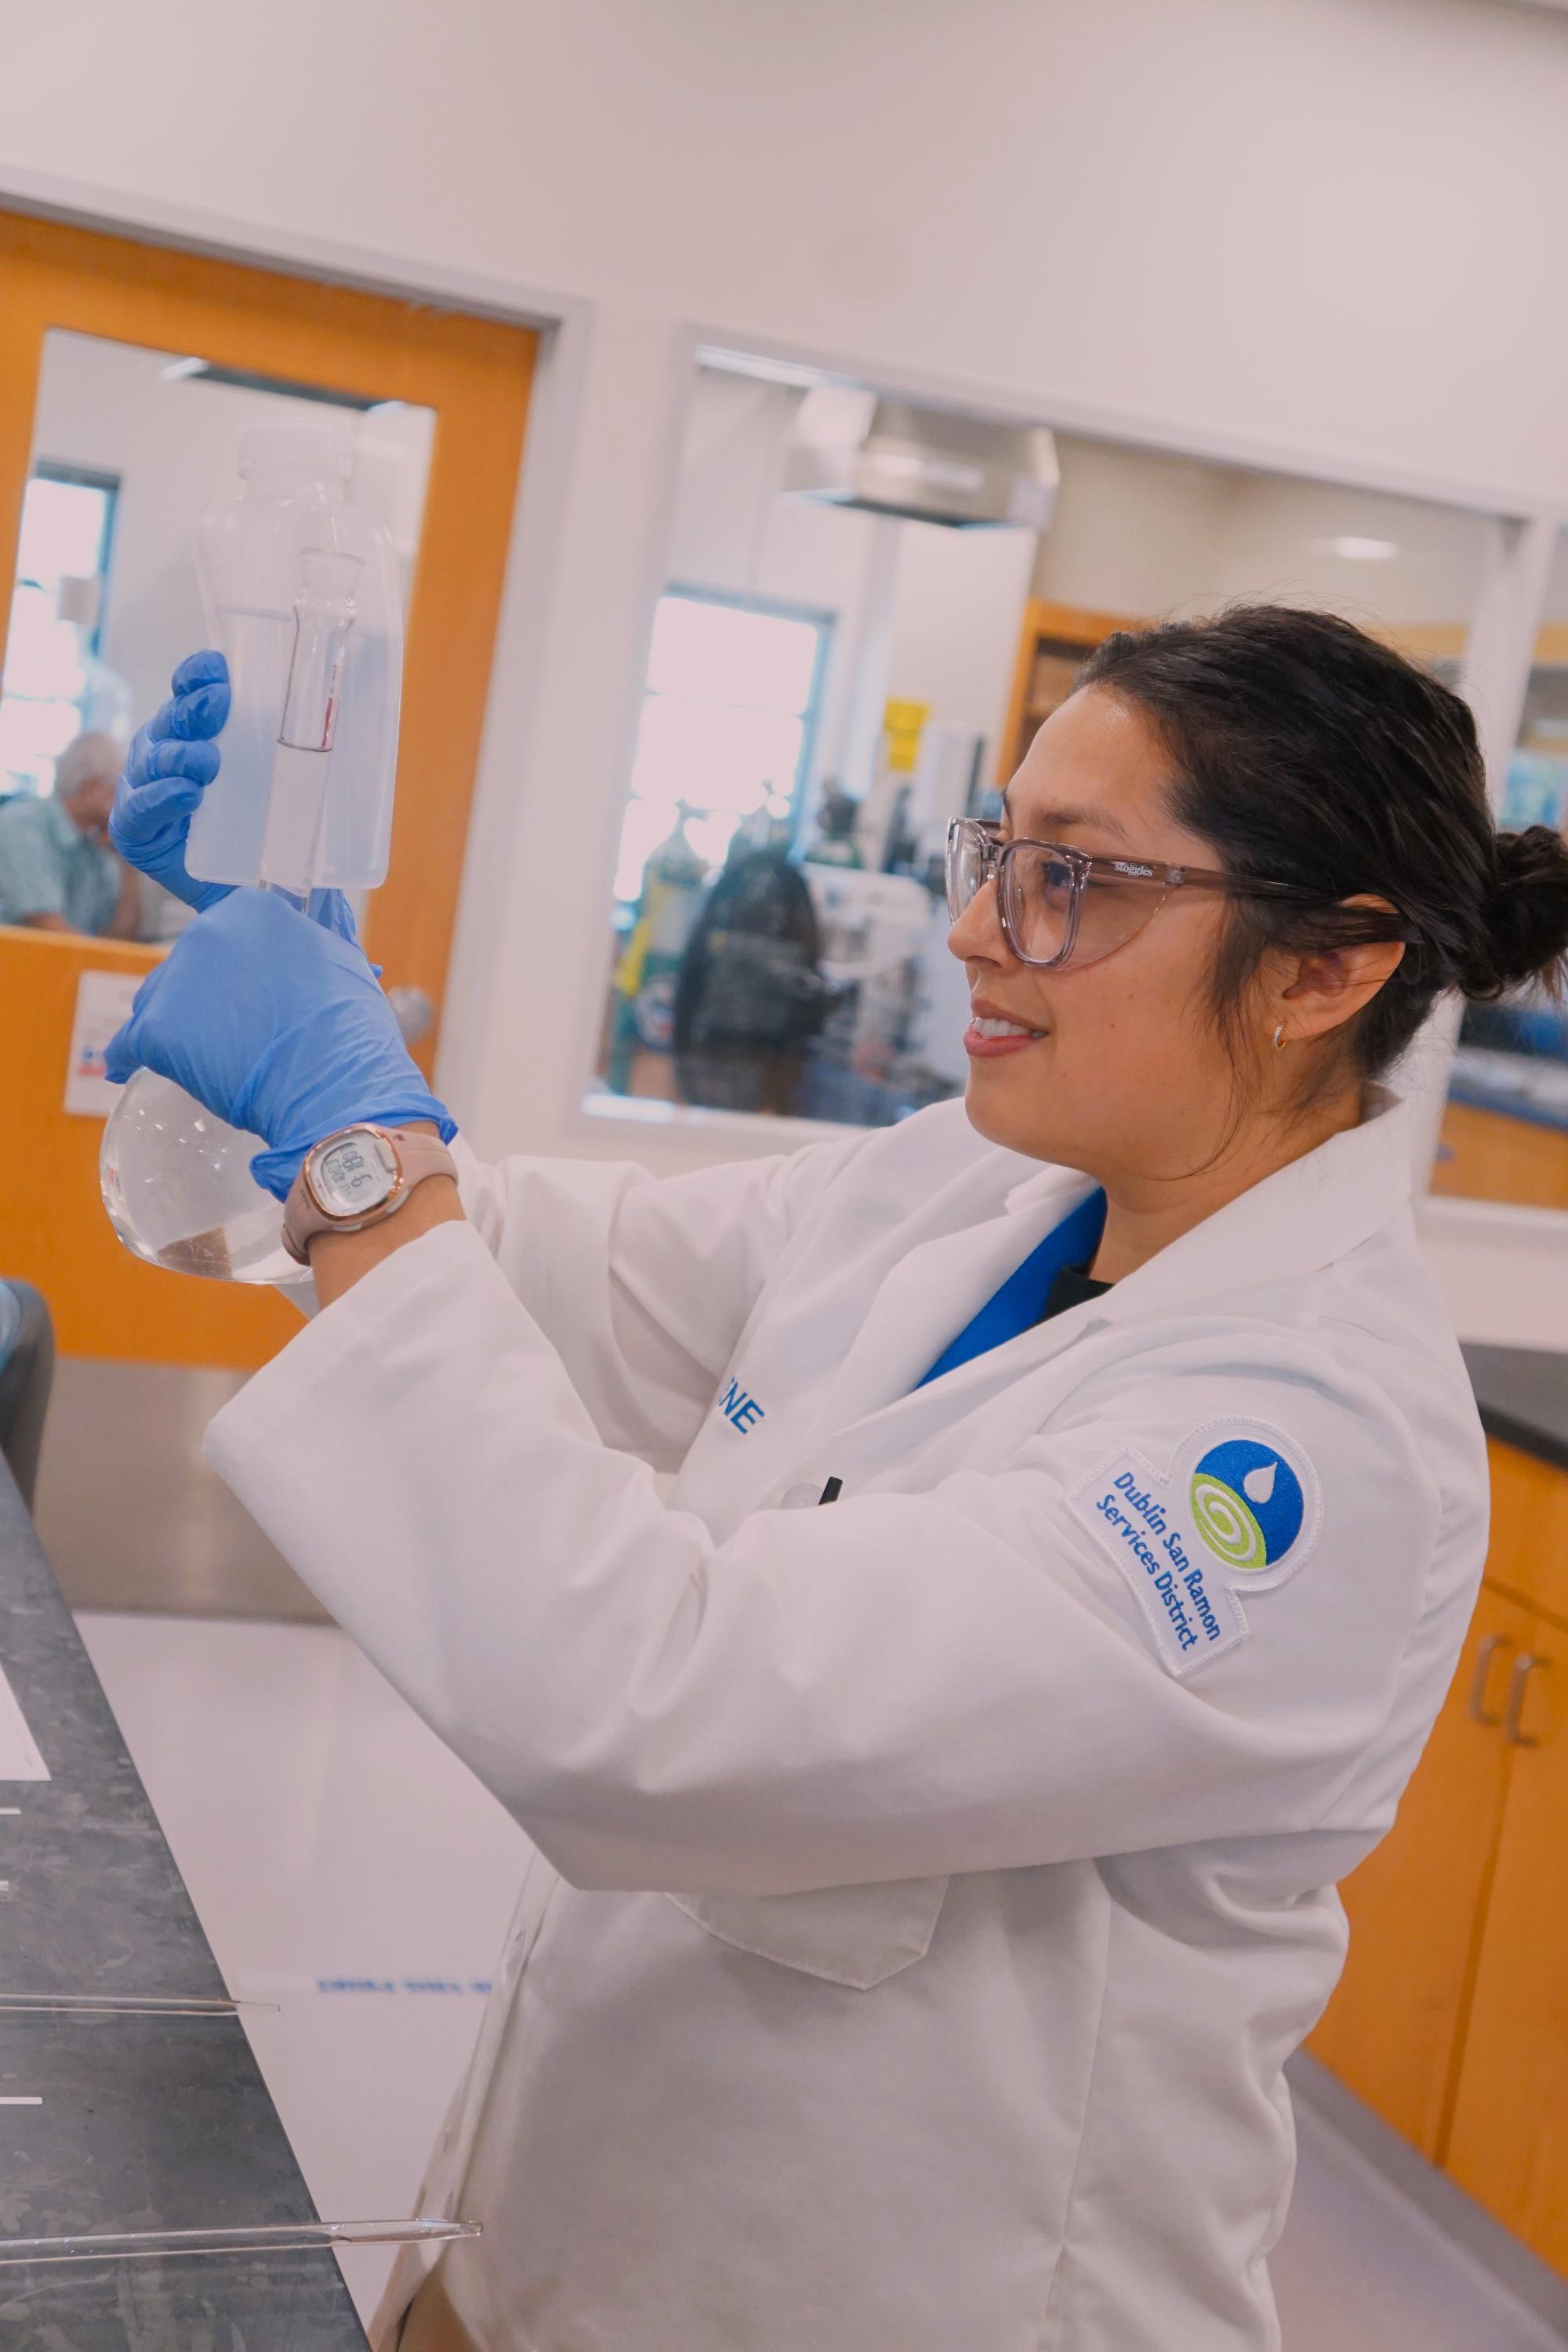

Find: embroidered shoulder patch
<box><xmin>1069</xmin><ymin>1419</ymin><xmax>1322</xmax><ymax>1679</ymax></box>
<box><xmin>1070</xmin><ymin>1448</ymin><xmax>1249</xmax><ymax>1679</ymax></box>
<box><xmin>1171</xmin><ymin>1419</ymin><xmax>1322</xmax><ymax>1594</ymax></box>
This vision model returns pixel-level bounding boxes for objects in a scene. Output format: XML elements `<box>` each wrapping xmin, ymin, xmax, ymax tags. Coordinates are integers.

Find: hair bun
<box><xmin>1461</xmin><ymin>825</ymin><xmax>1568</xmax><ymax>998</ymax></box>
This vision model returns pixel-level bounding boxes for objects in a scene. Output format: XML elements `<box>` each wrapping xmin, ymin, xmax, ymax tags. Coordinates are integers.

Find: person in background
<box><xmin>802</xmin><ymin>782</ymin><xmax>866</xmax><ymax>868</ymax></box>
<box><xmin>0</xmin><ymin>732</ymin><xmax>139</xmax><ymax>936</ymax></box>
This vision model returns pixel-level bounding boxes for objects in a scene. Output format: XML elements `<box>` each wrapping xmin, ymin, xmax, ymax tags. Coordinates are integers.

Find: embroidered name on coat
<box><xmin>718</xmin><ymin>1379</ymin><xmax>767</xmax><ymax>1434</ymax></box>
<box><xmin>1071</xmin><ymin>1449</ymin><xmax>1249</xmax><ymax>1679</ymax></box>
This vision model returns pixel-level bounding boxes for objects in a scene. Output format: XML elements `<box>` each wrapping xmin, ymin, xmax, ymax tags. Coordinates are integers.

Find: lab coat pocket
<box><xmin>666</xmin><ymin>1875</ymin><xmax>949</xmax><ymax>1991</ymax></box>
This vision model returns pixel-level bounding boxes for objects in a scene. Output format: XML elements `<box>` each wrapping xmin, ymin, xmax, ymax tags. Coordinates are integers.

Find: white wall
<box><xmin>1034</xmin><ymin>436</ymin><xmax>1496</xmax><ymax>630</ymax></box>
<box><xmin>1207</xmin><ymin>474</ymin><xmax>1492</xmax><ymax>630</ymax></box>
<box><xmin>6</xmin><ymin>0</ymin><xmax>1568</xmax><ymax>1337</ymax></box>
<box><xmin>10</xmin><ymin>0</ymin><xmax>1568</xmax><ymax>500</ymax></box>
<box><xmin>1036</xmin><ymin>441</ymin><xmax>1242</xmax><ymax>618</ymax></box>
<box><xmin>885</xmin><ymin>520</ymin><xmax>1037</xmax><ymax>748</ymax></box>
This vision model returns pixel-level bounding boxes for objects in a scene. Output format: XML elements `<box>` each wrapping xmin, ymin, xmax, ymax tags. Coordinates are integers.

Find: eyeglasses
<box><xmin>945</xmin><ymin>817</ymin><xmax>1322</xmax><ymax>972</ymax></box>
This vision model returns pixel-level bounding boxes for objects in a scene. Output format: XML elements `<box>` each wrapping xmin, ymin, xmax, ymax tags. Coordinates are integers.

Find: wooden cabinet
<box><xmin>1483</xmin><ymin>1438</ymin><xmax>1568</xmax><ymax>1625</ymax></box>
<box><xmin>1307</xmin><ymin>1584</ymin><xmax>1527</xmax><ymax>2157</ymax></box>
<box><xmin>1309</xmin><ymin>1436</ymin><xmax>1568</xmax><ymax>2278</ymax></box>
<box><xmin>1432</xmin><ymin>1101</ymin><xmax>1568</xmax><ymax>1214</ymax></box>
<box><xmin>1447</xmin><ymin>1615</ymin><xmax>1568</xmax><ymax>2263</ymax></box>
<box><xmin>998</xmin><ymin>600</ymin><xmax>1141</xmax><ymax>782</ymax></box>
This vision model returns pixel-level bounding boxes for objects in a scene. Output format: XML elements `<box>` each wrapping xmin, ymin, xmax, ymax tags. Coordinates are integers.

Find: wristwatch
<box><xmin>281</xmin><ymin>1123</ymin><xmax>458</xmax><ymax>1265</ymax></box>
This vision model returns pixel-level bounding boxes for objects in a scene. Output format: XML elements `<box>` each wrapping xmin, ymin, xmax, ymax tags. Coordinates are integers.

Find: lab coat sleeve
<box><xmin>206</xmin><ymin>1220</ymin><xmax>1453</xmax><ymax>1896</ymax></box>
<box><xmin>447</xmin><ymin>1125</ymin><xmax>874</xmax><ymax>1468</ymax></box>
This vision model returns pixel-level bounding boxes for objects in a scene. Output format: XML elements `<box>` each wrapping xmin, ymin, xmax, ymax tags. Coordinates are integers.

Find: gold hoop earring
<box><xmin>1272</xmin><ymin>1023</ymin><xmax>1287</xmax><ymax>1051</ymax></box>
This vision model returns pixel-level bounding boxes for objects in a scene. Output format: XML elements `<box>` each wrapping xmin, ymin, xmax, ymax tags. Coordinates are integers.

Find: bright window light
<box><xmin>614</xmin><ymin>591</ymin><xmax>829</xmax><ymax>905</ymax></box>
<box><xmin>614</xmin><ymin>797</ymin><xmax>683</xmax><ymax>904</ymax></box>
<box><xmin>0</xmin><ymin>691</ymin><xmax>82</xmax><ymax>774</ymax></box>
<box><xmin>2</xmin><ymin>584</ymin><xmax>83</xmax><ymax>701</ymax></box>
<box><xmin>645</xmin><ymin>594</ymin><xmax>821</xmax><ymax>712</ymax></box>
<box><xmin>630</xmin><ymin>696</ymin><xmax>804</xmax><ymax>813</ymax></box>
<box><xmin>1312</xmin><ymin>535</ymin><xmax>1399</xmax><ymax>563</ymax></box>
<box><xmin>18</xmin><ymin>474</ymin><xmax>111</xmax><ymax>584</ymax></box>
<box><xmin>1</xmin><ymin>467</ymin><xmax>118</xmax><ymax>793</ymax></box>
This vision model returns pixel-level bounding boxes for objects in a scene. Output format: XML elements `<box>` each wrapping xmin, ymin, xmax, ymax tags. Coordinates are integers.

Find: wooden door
<box><xmin>1307</xmin><ymin>1584</ymin><xmax>1529</xmax><ymax>2158</ymax></box>
<box><xmin>998</xmin><ymin>599</ymin><xmax>1141</xmax><ymax>782</ymax></box>
<box><xmin>1445</xmin><ymin>1612</ymin><xmax>1568</xmax><ymax>2267</ymax></box>
<box><xmin>0</xmin><ymin>212</ymin><xmax>535</xmax><ymax>1370</ymax></box>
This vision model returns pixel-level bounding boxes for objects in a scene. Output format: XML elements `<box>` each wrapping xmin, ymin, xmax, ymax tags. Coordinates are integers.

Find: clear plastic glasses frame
<box><xmin>945</xmin><ymin>817</ymin><xmax>1320</xmax><ymax>971</ymax></box>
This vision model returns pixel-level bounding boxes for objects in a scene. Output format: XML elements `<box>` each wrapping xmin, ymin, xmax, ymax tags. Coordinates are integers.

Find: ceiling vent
<box><xmin>782</xmin><ymin>386</ymin><xmax>1058</xmax><ymax>531</ymax></box>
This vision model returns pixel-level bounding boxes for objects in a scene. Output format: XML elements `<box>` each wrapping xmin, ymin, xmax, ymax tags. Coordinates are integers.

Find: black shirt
<box><xmin>1038</xmin><ymin>1262</ymin><xmax>1112</xmax><ymax>1325</ymax></box>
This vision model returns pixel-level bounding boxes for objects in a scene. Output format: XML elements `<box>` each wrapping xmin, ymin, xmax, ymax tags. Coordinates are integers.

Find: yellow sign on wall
<box><xmin>884</xmin><ymin>698</ymin><xmax>930</xmax><ymax>775</ymax></box>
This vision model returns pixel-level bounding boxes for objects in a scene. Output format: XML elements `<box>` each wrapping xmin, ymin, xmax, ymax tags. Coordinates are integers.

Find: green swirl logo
<box><xmin>1189</xmin><ymin>1472</ymin><xmax>1268</xmax><ymax>1572</ymax></box>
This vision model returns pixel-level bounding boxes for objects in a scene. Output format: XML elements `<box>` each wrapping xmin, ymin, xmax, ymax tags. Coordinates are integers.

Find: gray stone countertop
<box><xmin>0</xmin><ymin>1454</ymin><xmax>368</xmax><ymax>2350</ymax></box>
<box><xmin>1463</xmin><ymin>1343</ymin><xmax>1568</xmax><ymax>1481</ymax></box>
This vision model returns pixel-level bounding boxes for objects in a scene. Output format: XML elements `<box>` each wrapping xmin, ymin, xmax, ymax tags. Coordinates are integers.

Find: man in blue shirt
<box><xmin>0</xmin><ymin>733</ymin><xmax>139</xmax><ymax>936</ymax></box>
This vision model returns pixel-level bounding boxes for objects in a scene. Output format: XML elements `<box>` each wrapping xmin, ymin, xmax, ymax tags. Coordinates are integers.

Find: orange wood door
<box><xmin>1479</xmin><ymin>1439</ymin><xmax>1568</xmax><ymax>1628</ymax></box>
<box><xmin>998</xmin><ymin>598</ymin><xmax>1141</xmax><ymax>783</ymax></box>
<box><xmin>0</xmin><ymin>212</ymin><xmax>535</xmax><ymax>1369</ymax></box>
<box><xmin>0</xmin><ymin>927</ymin><xmax>298</xmax><ymax>1366</ymax></box>
<box><xmin>1307</xmin><ymin>1583</ymin><xmax>1528</xmax><ymax>2158</ymax></box>
<box><xmin>1445</xmin><ymin>1612</ymin><xmax>1568</xmax><ymax>2270</ymax></box>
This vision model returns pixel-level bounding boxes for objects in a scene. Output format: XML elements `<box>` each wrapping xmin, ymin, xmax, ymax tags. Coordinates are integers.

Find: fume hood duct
<box><xmin>782</xmin><ymin>386</ymin><xmax>1058</xmax><ymax>531</ymax></box>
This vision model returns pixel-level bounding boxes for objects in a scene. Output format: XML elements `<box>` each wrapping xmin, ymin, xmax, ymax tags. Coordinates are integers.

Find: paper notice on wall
<box><xmin>0</xmin><ymin>1660</ymin><xmax>48</xmax><ymax>1780</ymax></box>
<box><xmin>64</xmin><ymin>969</ymin><xmax>142</xmax><ymax>1117</ymax></box>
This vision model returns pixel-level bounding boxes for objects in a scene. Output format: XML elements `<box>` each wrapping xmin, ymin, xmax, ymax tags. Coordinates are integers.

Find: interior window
<box><xmin>0</xmin><ymin>464</ymin><xmax>120</xmax><ymax>795</ymax></box>
<box><xmin>612</xmin><ymin>588</ymin><xmax>829</xmax><ymax>904</ymax></box>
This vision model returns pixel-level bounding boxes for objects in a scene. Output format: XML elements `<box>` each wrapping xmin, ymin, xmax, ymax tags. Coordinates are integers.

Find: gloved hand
<box><xmin>103</xmin><ymin>888</ymin><xmax>454</xmax><ymax>1200</ymax></box>
<box><xmin>111</xmin><ymin>652</ymin><xmax>358</xmax><ymax>941</ymax></box>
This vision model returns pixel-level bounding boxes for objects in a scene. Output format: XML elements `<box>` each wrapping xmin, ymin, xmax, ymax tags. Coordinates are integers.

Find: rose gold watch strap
<box><xmin>282</xmin><ymin>1127</ymin><xmax>458</xmax><ymax>1265</ymax></box>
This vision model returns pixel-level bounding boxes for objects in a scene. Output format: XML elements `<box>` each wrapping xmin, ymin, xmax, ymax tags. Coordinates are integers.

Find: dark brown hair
<box><xmin>1077</xmin><ymin>605</ymin><xmax>1568</xmax><ymax>1087</ymax></box>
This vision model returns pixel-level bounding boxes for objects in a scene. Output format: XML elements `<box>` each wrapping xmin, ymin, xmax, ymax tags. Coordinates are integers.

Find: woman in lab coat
<box><xmin>109</xmin><ymin>606</ymin><xmax>1568</xmax><ymax>2351</ymax></box>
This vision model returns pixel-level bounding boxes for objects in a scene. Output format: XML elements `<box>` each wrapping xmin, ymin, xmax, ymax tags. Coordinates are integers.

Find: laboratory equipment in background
<box><xmin>795</xmin><ymin>863</ymin><xmax>946</xmax><ymax>1123</ymax></box>
<box><xmin>55</xmin><ymin>575</ymin><xmax>132</xmax><ymax>742</ymax></box>
<box><xmin>801</xmin><ymin>783</ymin><xmax>865</xmax><ymax>868</ymax></box>
<box><xmin>1501</xmin><ymin>736</ymin><xmax>1568</xmax><ymax>835</ymax></box>
<box><xmin>882</xmin><ymin>720</ymin><xmax>986</xmax><ymax>884</ymax></box>
<box><xmin>604</xmin><ymin>807</ymin><xmax>710</xmax><ymax>1097</ymax></box>
<box><xmin>673</xmin><ymin>848</ymin><xmax>833</xmax><ymax>1114</ymax></box>
<box><xmin>857</xmin><ymin>699</ymin><xmax>929</xmax><ymax>873</ymax></box>
<box><xmin>100</xmin><ymin>422</ymin><xmax>404</xmax><ymax>1283</ymax></box>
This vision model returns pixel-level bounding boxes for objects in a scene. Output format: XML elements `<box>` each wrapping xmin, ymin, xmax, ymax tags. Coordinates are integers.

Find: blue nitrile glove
<box><xmin>103</xmin><ymin>888</ymin><xmax>454</xmax><ymax>1201</ymax></box>
<box><xmin>111</xmin><ymin>652</ymin><xmax>358</xmax><ymax>942</ymax></box>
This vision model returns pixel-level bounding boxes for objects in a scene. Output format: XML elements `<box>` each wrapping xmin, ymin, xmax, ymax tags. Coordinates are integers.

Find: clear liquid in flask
<box><xmin>100</xmin><ymin>1072</ymin><xmax>296</xmax><ymax>1285</ymax></box>
<box><xmin>101</xmin><ymin>546</ymin><xmax>369</xmax><ymax>1286</ymax></box>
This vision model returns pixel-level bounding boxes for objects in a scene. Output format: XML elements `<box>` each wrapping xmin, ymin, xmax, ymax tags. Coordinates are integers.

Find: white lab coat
<box><xmin>207</xmin><ymin>1091</ymin><xmax>1488</xmax><ymax>2352</ymax></box>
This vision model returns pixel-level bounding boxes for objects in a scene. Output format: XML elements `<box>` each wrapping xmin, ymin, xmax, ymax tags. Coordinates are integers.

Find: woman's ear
<box><xmin>1276</xmin><ymin>895</ymin><xmax>1406</xmax><ymax>1043</ymax></box>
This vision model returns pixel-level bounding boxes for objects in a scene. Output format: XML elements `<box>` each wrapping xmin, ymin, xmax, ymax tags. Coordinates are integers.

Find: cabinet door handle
<box><xmin>1504</xmin><ymin>1653</ymin><xmax>1546</xmax><ymax>1749</ymax></box>
<box><xmin>1468</xmin><ymin>1632</ymin><xmax>1514</xmax><ymax>1727</ymax></box>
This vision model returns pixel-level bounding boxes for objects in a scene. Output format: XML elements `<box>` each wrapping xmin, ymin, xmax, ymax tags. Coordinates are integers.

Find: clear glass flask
<box><xmin>101</xmin><ymin>426</ymin><xmax>404</xmax><ymax>1286</ymax></box>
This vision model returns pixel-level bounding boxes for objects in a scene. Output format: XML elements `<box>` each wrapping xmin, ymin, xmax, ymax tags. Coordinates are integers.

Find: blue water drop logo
<box><xmin>1189</xmin><ymin>1439</ymin><xmax>1305</xmax><ymax>1572</ymax></box>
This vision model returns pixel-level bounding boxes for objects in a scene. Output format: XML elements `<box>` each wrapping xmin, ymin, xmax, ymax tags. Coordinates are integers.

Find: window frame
<box><xmin>0</xmin><ymin>459</ymin><xmax>123</xmax><ymax>795</ymax></box>
<box><xmin>613</xmin><ymin>580</ymin><xmax>835</xmax><ymax>906</ymax></box>
<box><xmin>28</xmin><ymin>459</ymin><xmax>122</xmax><ymax>657</ymax></box>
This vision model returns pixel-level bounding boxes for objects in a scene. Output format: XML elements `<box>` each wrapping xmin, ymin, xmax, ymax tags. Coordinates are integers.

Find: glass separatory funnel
<box><xmin>100</xmin><ymin>423</ymin><xmax>405</xmax><ymax>1284</ymax></box>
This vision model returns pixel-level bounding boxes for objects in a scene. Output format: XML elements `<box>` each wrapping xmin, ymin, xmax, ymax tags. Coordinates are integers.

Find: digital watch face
<box><xmin>314</xmin><ymin>1130</ymin><xmax>397</xmax><ymax>1218</ymax></box>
